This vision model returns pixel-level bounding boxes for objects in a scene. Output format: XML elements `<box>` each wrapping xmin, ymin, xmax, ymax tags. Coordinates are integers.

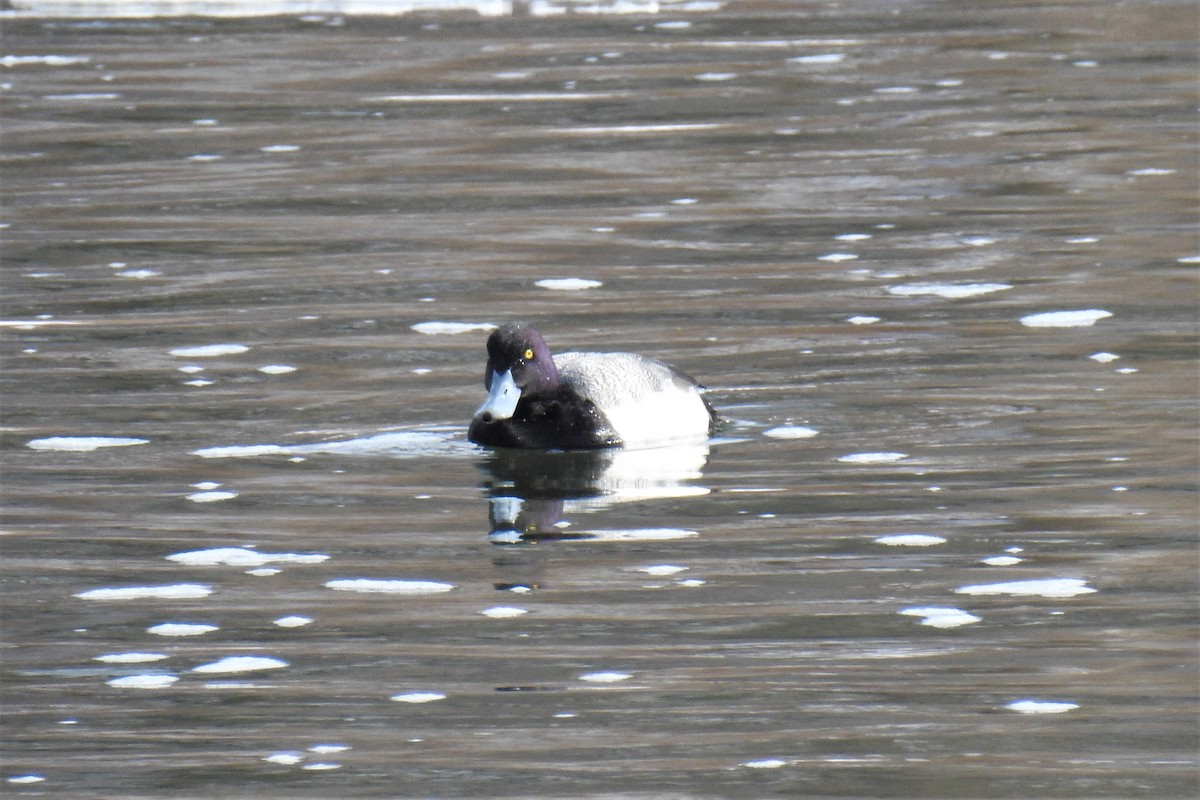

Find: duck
<box><xmin>467</xmin><ymin>322</ymin><xmax>716</xmax><ymax>450</ymax></box>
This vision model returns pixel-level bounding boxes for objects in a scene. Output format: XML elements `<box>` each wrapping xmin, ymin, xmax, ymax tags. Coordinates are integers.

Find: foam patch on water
<box><xmin>392</xmin><ymin>691</ymin><xmax>447</xmax><ymax>703</ymax></box>
<box><xmin>535</xmin><ymin>278</ymin><xmax>602</xmax><ymax>290</ymax></box>
<box><xmin>579</xmin><ymin>671</ymin><xmax>632</xmax><ymax>683</ymax></box>
<box><xmin>27</xmin><ymin>436</ymin><xmax>148</xmax><ymax>452</ymax></box>
<box><xmin>411</xmin><ymin>321</ymin><xmax>495</xmax><ymax>335</ymax></box>
<box><xmin>147</xmin><ymin>623</ymin><xmax>218</xmax><ymax>637</ymax></box>
<box><xmin>1019</xmin><ymin>309</ymin><xmax>1112</xmax><ymax>328</ymax></box>
<box><xmin>107</xmin><ymin>674</ymin><xmax>178</xmax><ymax>689</ymax></box>
<box><xmin>480</xmin><ymin>606</ymin><xmax>528</xmax><ymax>618</ymax></box>
<box><xmin>899</xmin><ymin>607</ymin><xmax>981</xmax><ymax>628</ymax></box>
<box><xmin>325</xmin><ymin>578</ymin><xmax>454</xmax><ymax>595</ymax></box>
<box><xmin>75</xmin><ymin>584</ymin><xmax>212</xmax><ymax>601</ymax></box>
<box><xmin>887</xmin><ymin>282</ymin><xmax>1012</xmax><ymax>298</ymax></box>
<box><xmin>837</xmin><ymin>451</ymin><xmax>908</xmax><ymax>464</ymax></box>
<box><xmin>168</xmin><ymin>547</ymin><xmax>328</xmax><ymax>567</ymax></box>
<box><xmin>956</xmin><ymin>578</ymin><xmax>1096</xmax><ymax>598</ymax></box>
<box><xmin>1006</xmin><ymin>699</ymin><xmax>1079</xmax><ymax>714</ymax></box>
<box><xmin>875</xmin><ymin>534</ymin><xmax>945</xmax><ymax>546</ymax></box>
<box><xmin>95</xmin><ymin>652</ymin><xmax>168</xmax><ymax>664</ymax></box>
<box><xmin>763</xmin><ymin>425</ymin><xmax>819</xmax><ymax>439</ymax></box>
<box><xmin>193</xmin><ymin>430</ymin><xmax>463</xmax><ymax>459</ymax></box>
<box><xmin>192</xmin><ymin>656</ymin><xmax>288</xmax><ymax>674</ymax></box>
<box><xmin>168</xmin><ymin>344</ymin><xmax>249</xmax><ymax>357</ymax></box>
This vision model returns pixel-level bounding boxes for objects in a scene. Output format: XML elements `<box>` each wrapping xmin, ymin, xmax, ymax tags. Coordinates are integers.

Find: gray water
<box><xmin>2</xmin><ymin>2</ymin><xmax>1197</xmax><ymax>798</ymax></box>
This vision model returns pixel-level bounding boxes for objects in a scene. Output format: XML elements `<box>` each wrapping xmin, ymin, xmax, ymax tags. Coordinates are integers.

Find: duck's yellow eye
<box><xmin>523</xmin><ymin>348</ymin><xmax>534</xmax><ymax>360</ymax></box>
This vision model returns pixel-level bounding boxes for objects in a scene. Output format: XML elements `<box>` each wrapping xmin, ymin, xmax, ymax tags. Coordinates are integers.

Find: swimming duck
<box><xmin>467</xmin><ymin>322</ymin><xmax>716</xmax><ymax>450</ymax></box>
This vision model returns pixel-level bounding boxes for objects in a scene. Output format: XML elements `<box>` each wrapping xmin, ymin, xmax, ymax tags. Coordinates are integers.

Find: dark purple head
<box><xmin>475</xmin><ymin>323</ymin><xmax>561</xmax><ymax>423</ymax></box>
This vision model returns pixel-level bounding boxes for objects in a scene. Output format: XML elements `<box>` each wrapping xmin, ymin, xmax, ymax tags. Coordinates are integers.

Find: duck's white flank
<box><xmin>553</xmin><ymin>352</ymin><xmax>710</xmax><ymax>448</ymax></box>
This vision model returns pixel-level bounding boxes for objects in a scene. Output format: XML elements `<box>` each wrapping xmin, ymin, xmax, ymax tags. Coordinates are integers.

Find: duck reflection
<box><xmin>478</xmin><ymin>443</ymin><xmax>710</xmax><ymax>545</ymax></box>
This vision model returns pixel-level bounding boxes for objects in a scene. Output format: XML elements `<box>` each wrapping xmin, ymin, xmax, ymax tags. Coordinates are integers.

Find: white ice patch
<box><xmin>580</xmin><ymin>528</ymin><xmax>698</xmax><ymax>542</ymax></box>
<box><xmin>637</xmin><ymin>565</ymin><xmax>688</xmax><ymax>576</ymax></box>
<box><xmin>325</xmin><ymin>578</ymin><xmax>454</xmax><ymax>595</ymax></box>
<box><xmin>391</xmin><ymin>692</ymin><xmax>446</xmax><ymax>703</ymax></box>
<box><xmin>741</xmin><ymin>758</ymin><xmax>787</xmax><ymax>769</ymax></box>
<box><xmin>899</xmin><ymin>607</ymin><xmax>981</xmax><ymax>628</ymax></box>
<box><xmin>264</xmin><ymin>753</ymin><xmax>304</xmax><ymax>765</ymax></box>
<box><xmin>95</xmin><ymin>652</ymin><xmax>168</xmax><ymax>664</ymax></box>
<box><xmin>192</xmin><ymin>656</ymin><xmax>288</xmax><ymax>674</ymax></box>
<box><xmin>887</xmin><ymin>282</ymin><xmax>1012</xmax><ymax>299</ymax></box>
<box><xmin>874</xmin><ymin>534</ymin><xmax>945</xmax><ymax>547</ymax></box>
<box><xmin>147</xmin><ymin>623</ymin><xmax>218</xmax><ymax>637</ymax></box>
<box><xmin>981</xmin><ymin>555</ymin><xmax>1023</xmax><ymax>566</ymax></box>
<box><xmin>273</xmin><ymin>615</ymin><xmax>313</xmax><ymax>627</ymax></box>
<box><xmin>168</xmin><ymin>343</ymin><xmax>249</xmax><ymax>357</ymax></box>
<box><xmin>1</xmin><ymin>54</ymin><xmax>90</xmax><ymax>66</ymax></box>
<box><xmin>837</xmin><ymin>452</ymin><xmax>908</xmax><ymax>464</ymax></box>
<box><xmin>309</xmin><ymin>744</ymin><xmax>350</xmax><ymax>754</ymax></box>
<box><xmin>479</xmin><ymin>606</ymin><xmax>529</xmax><ymax>618</ymax></box>
<box><xmin>192</xmin><ymin>430</ymin><xmax>463</xmax><ymax>459</ymax></box>
<box><xmin>75</xmin><ymin>584</ymin><xmax>212</xmax><ymax>601</ymax></box>
<box><xmin>186</xmin><ymin>490</ymin><xmax>238</xmax><ymax>503</ymax></box>
<box><xmin>1019</xmin><ymin>309</ymin><xmax>1112</xmax><ymax>328</ymax></box>
<box><xmin>579</xmin><ymin>671</ymin><xmax>632</xmax><ymax>683</ymax></box>
<box><xmin>260</xmin><ymin>144</ymin><xmax>300</xmax><ymax>153</ymax></box>
<box><xmin>117</xmin><ymin>269</ymin><xmax>161</xmax><ymax>278</ymax></box>
<box><xmin>107</xmin><ymin>674</ymin><xmax>178</xmax><ymax>689</ymax></box>
<box><xmin>847</xmin><ymin>315</ymin><xmax>880</xmax><ymax>325</ymax></box>
<box><xmin>791</xmin><ymin>53</ymin><xmax>846</xmax><ymax>64</ymax></box>
<box><xmin>1006</xmin><ymin>699</ymin><xmax>1079</xmax><ymax>714</ymax></box>
<box><xmin>1089</xmin><ymin>352</ymin><xmax>1119</xmax><ymax>363</ymax></box>
<box><xmin>535</xmin><ymin>278</ymin><xmax>603</xmax><ymax>290</ymax></box>
<box><xmin>27</xmin><ymin>436</ymin><xmax>148</xmax><ymax>452</ymax></box>
<box><xmin>6</xmin><ymin>775</ymin><xmax>46</xmax><ymax>784</ymax></box>
<box><xmin>763</xmin><ymin>425</ymin><xmax>819</xmax><ymax>439</ymax></box>
<box><xmin>168</xmin><ymin>547</ymin><xmax>328</xmax><ymax>567</ymax></box>
<box><xmin>258</xmin><ymin>365</ymin><xmax>297</xmax><ymax>374</ymax></box>
<box><xmin>411</xmin><ymin>321</ymin><xmax>495</xmax><ymax>335</ymax></box>
<box><xmin>956</xmin><ymin>578</ymin><xmax>1096</xmax><ymax>598</ymax></box>
<box><xmin>818</xmin><ymin>252</ymin><xmax>858</xmax><ymax>262</ymax></box>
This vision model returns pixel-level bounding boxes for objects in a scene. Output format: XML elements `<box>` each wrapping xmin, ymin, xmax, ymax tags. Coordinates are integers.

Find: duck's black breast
<box><xmin>468</xmin><ymin>387</ymin><xmax>621</xmax><ymax>450</ymax></box>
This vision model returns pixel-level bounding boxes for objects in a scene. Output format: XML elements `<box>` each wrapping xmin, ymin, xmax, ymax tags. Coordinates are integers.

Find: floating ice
<box><xmin>818</xmin><ymin>252</ymin><xmax>858</xmax><ymax>262</ymax></box>
<box><xmin>1019</xmin><ymin>309</ymin><xmax>1112</xmax><ymax>328</ymax></box>
<box><xmin>847</xmin><ymin>315</ymin><xmax>880</xmax><ymax>325</ymax></box>
<box><xmin>887</xmin><ymin>282</ymin><xmax>1012</xmax><ymax>299</ymax></box>
<box><xmin>325</xmin><ymin>578</ymin><xmax>454</xmax><ymax>595</ymax></box>
<box><xmin>961</xmin><ymin>236</ymin><xmax>997</xmax><ymax>246</ymax></box>
<box><xmin>187</xmin><ymin>154</ymin><xmax>222</xmax><ymax>162</ymax></box>
<box><xmin>678</xmin><ymin>579</ymin><xmax>706</xmax><ymax>587</ymax></box>
<box><xmin>192</xmin><ymin>656</ymin><xmax>288</xmax><ymax>674</ymax></box>
<box><xmin>411</xmin><ymin>321</ymin><xmax>495</xmax><ymax>335</ymax></box>
<box><xmin>184</xmin><ymin>378</ymin><xmax>214</xmax><ymax>387</ymax></box>
<box><xmin>695</xmin><ymin>72</ymin><xmax>737</xmax><ymax>81</ymax></box>
<box><xmin>981</xmin><ymin>555</ymin><xmax>1023</xmax><ymax>566</ymax></box>
<box><xmin>1126</xmin><ymin>167</ymin><xmax>1174</xmax><ymax>176</ymax></box>
<box><xmin>264</xmin><ymin>752</ymin><xmax>304</xmax><ymax>765</ymax></box>
<box><xmin>45</xmin><ymin>92</ymin><xmax>120</xmax><ymax>101</ymax></box>
<box><xmin>391</xmin><ymin>692</ymin><xmax>446</xmax><ymax>703</ymax></box>
<box><xmin>168</xmin><ymin>344</ymin><xmax>249</xmax><ymax>357</ymax></box>
<box><xmin>258</xmin><ymin>365</ymin><xmax>297</xmax><ymax>374</ymax></box>
<box><xmin>192</xmin><ymin>481</ymin><xmax>220</xmax><ymax>490</ymax></box>
<box><xmin>168</xmin><ymin>547</ymin><xmax>328</xmax><ymax>567</ymax></box>
<box><xmin>1006</xmin><ymin>699</ymin><xmax>1079</xmax><ymax>714</ymax></box>
<box><xmin>1088</xmin><ymin>352</ymin><xmax>1119</xmax><ymax>363</ymax></box>
<box><xmin>107</xmin><ymin>674</ymin><xmax>178</xmax><ymax>689</ymax></box>
<box><xmin>579</xmin><ymin>671</ymin><xmax>632</xmax><ymax>683</ymax></box>
<box><xmin>742</xmin><ymin>758</ymin><xmax>787</xmax><ymax>769</ymax></box>
<box><xmin>27</xmin><ymin>436</ymin><xmax>148</xmax><ymax>452</ymax></box>
<box><xmin>899</xmin><ymin>607</ymin><xmax>981</xmax><ymax>628</ymax></box>
<box><xmin>763</xmin><ymin>425</ymin><xmax>819</xmax><ymax>439</ymax></box>
<box><xmin>1</xmin><ymin>54</ymin><xmax>90</xmax><ymax>66</ymax></box>
<box><xmin>956</xmin><ymin>578</ymin><xmax>1096</xmax><ymax>598</ymax></box>
<box><xmin>837</xmin><ymin>452</ymin><xmax>907</xmax><ymax>464</ymax></box>
<box><xmin>791</xmin><ymin>53</ymin><xmax>846</xmax><ymax>64</ymax></box>
<box><xmin>147</xmin><ymin>623</ymin><xmax>218</xmax><ymax>637</ymax></box>
<box><xmin>874</xmin><ymin>534</ymin><xmax>945</xmax><ymax>547</ymax></box>
<box><xmin>94</xmin><ymin>652</ymin><xmax>167</xmax><ymax>664</ymax></box>
<box><xmin>6</xmin><ymin>775</ymin><xmax>46</xmax><ymax>784</ymax></box>
<box><xmin>302</xmin><ymin>763</ymin><xmax>341</xmax><ymax>771</ymax></box>
<box><xmin>535</xmin><ymin>278</ymin><xmax>602</xmax><ymax>290</ymax></box>
<box><xmin>193</xmin><ymin>430</ymin><xmax>463</xmax><ymax>459</ymax></box>
<box><xmin>75</xmin><ymin>584</ymin><xmax>212</xmax><ymax>601</ymax></box>
<box><xmin>480</xmin><ymin>606</ymin><xmax>529</xmax><ymax>618</ymax></box>
<box><xmin>117</xmin><ymin>269</ymin><xmax>161</xmax><ymax>278</ymax></box>
<box><xmin>309</xmin><ymin>744</ymin><xmax>350</xmax><ymax>754</ymax></box>
<box><xmin>579</xmin><ymin>528</ymin><xmax>698</xmax><ymax>542</ymax></box>
<box><xmin>637</xmin><ymin>565</ymin><xmax>687</xmax><ymax>576</ymax></box>
<box><xmin>260</xmin><ymin>144</ymin><xmax>300</xmax><ymax>153</ymax></box>
<box><xmin>273</xmin><ymin>615</ymin><xmax>313</xmax><ymax>627</ymax></box>
<box><xmin>186</xmin><ymin>490</ymin><xmax>238</xmax><ymax>503</ymax></box>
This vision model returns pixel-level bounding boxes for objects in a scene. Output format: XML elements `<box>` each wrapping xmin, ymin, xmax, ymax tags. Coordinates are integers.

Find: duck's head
<box><xmin>474</xmin><ymin>322</ymin><xmax>561</xmax><ymax>423</ymax></box>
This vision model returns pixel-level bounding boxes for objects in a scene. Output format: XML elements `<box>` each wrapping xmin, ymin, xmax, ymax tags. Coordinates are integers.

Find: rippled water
<box><xmin>2</xmin><ymin>2</ymin><xmax>1197</xmax><ymax>797</ymax></box>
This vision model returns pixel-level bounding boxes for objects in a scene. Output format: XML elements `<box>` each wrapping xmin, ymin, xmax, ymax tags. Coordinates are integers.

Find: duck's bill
<box><xmin>475</xmin><ymin>369</ymin><xmax>522</xmax><ymax>421</ymax></box>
